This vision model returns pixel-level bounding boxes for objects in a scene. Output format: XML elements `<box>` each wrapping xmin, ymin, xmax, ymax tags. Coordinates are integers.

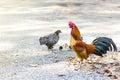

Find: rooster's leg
<box><xmin>73</xmin><ymin>58</ymin><xmax>86</xmax><ymax>71</ymax></box>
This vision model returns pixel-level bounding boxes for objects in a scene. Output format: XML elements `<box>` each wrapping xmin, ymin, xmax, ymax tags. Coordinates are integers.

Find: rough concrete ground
<box><xmin>0</xmin><ymin>0</ymin><xmax>120</xmax><ymax>80</ymax></box>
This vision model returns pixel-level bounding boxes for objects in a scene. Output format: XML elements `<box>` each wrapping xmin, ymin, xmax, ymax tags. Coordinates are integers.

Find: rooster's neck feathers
<box><xmin>71</xmin><ymin>26</ymin><xmax>81</xmax><ymax>40</ymax></box>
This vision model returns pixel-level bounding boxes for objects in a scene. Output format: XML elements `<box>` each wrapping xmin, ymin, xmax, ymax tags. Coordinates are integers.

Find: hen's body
<box><xmin>39</xmin><ymin>30</ymin><xmax>61</xmax><ymax>49</ymax></box>
<box><xmin>69</xmin><ymin>21</ymin><xmax>117</xmax><ymax>61</ymax></box>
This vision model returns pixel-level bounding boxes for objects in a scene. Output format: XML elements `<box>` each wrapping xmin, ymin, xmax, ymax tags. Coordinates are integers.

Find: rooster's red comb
<box><xmin>69</xmin><ymin>21</ymin><xmax>75</xmax><ymax>28</ymax></box>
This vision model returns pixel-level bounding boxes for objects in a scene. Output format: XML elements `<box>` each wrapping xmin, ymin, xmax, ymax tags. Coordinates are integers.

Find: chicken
<box><xmin>39</xmin><ymin>30</ymin><xmax>61</xmax><ymax>50</ymax></box>
<box><xmin>69</xmin><ymin>21</ymin><xmax>117</xmax><ymax>62</ymax></box>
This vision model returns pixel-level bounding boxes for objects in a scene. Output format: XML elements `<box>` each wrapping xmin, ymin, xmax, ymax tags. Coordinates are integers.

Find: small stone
<box><xmin>29</xmin><ymin>64</ymin><xmax>38</xmax><ymax>67</ymax></box>
<box><xmin>109</xmin><ymin>75</ymin><xmax>118</xmax><ymax>79</ymax></box>
<box><xmin>59</xmin><ymin>46</ymin><xmax>63</xmax><ymax>50</ymax></box>
<box><xmin>57</xmin><ymin>74</ymin><xmax>66</xmax><ymax>77</ymax></box>
<box><xmin>54</xmin><ymin>60</ymin><xmax>60</xmax><ymax>63</ymax></box>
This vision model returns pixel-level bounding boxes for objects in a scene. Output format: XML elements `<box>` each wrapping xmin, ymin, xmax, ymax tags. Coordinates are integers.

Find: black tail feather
<box><xmin>92</xmin><ymin>37</ymin><xmax>117</xmax><ymax>56</ymax></box>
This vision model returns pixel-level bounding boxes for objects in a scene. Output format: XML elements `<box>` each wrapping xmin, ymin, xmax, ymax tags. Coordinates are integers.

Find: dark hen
<box><xmin>39</xmin><ymin>30</ymin><xmax>61</xmax><ymax>50</ymax></box>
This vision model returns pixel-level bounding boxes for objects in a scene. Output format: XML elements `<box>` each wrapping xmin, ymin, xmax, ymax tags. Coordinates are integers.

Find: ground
<box><xmin>0</xmin><ymin>0</ymin><xmax>120</xmax><ymax>80</ymax></box>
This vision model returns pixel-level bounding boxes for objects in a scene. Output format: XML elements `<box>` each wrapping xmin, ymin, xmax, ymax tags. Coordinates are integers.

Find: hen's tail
<box><xmin>39</xmin><ymin>37</ymin><xmax>47</xmax><ymax>45</ymax></box>
<box><xmin>92</xmin><ymin>37</ymin><xmax>117</xmax><ymax>56</ymax></box>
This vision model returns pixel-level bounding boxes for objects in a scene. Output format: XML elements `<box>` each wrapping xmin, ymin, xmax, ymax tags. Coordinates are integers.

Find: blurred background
<box><xmin>0</xmin><ymin>0</ymin><xmax>120</xmax><ymax>53</ymax></box>
<box><xmin>0</xmin><ymin>1</ymin><xmax>120</xmax><ymax>79</ymax></box>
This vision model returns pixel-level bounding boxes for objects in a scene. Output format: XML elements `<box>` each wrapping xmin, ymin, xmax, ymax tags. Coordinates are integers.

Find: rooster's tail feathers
<box><xmin>92</xmin><ymin>37</ymin><xmax>117</xmax><ymax>56</ymax></box>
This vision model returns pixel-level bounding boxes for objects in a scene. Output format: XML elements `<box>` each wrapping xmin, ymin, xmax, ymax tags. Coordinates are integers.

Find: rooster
<box><xmin>69</xmin><ymin>21</ymin><xmax>117</xmax><ymax>62</ymax></box>
<box><xmin>39</xmin><ymin>30</ymin><xmax>61</xmax><ymax>50</ymax></box>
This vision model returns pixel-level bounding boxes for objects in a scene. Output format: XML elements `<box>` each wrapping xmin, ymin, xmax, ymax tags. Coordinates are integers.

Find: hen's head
<box><xmin>55</xmin><ymin>30</ymin><xmax>62</xmax><ymax>35</ymax></box>
<box><xmin>69</xmin><ymin>21</ymin><xmax>75</xmax><ymax>28</ymax></box>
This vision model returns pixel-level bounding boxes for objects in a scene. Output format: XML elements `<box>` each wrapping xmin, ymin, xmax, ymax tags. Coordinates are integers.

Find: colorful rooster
<box><xmin>69</xmin><ymin>21</ymin><xmax>117</xmax><ymax>61</ymax></box>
